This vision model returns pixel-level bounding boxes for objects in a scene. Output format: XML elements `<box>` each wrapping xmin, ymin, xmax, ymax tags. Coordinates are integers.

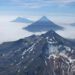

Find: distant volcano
<box><xmin>24</xmin><ymin>16</ymin><xmax>64</xmax><ymax>32</ymax></box>
<box><xmin>70</xmin><ymin>23</ymin><xmax>75</xmax><ymax>26</ymax></box>
<box><xmin>12</xmin><ymin>17</ymin><xmax>33</xmax><ymax>23</ymax></box>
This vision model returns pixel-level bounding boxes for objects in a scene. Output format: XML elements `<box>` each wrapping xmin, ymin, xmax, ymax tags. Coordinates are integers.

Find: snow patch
<box><xmin>45</xmin><ymin>60</ymin><xmax>47</xmax><ymax>66</ymax></box>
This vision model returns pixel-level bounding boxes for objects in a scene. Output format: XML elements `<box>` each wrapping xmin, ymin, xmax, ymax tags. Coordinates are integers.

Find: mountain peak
<box><xmin>41</xmin><ymin>30</ymin><xmax>66</xmax><ymax>45</ymax></box>
<box><xmin>42</xmin><ymin>30</ymin><xmax>58</xmax><ymax>37</ymax></box>
<box><xmin>24</xmin><ymin>16</ymin><xmax>64</xmax><ymax>32</ymax></box>
<box><xmin>41</xmin><ymin>16</ymin><xmax>47</xmax><ymax>19</ymax></box>
<box><xmin>46</xmin><ymin>30</ymin><xmax>56</xmax><ymax>34</ymax></box>
<box><xmin>40</xmin><ymin>16</ymin><xmax>49</xmax><ymax>21</ymax></box>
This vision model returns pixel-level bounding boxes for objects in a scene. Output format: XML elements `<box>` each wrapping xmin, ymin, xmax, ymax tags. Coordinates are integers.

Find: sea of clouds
<box><xmin>0</xmin><ymin>16</ymin><xmax>75</xmax><ymax>44</ymax></box>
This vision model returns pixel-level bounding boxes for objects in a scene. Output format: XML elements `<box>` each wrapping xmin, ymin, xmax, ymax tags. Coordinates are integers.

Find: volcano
<box><xmin>0</xmin><ymin>30</ymin><xmax>75</xmax><ymax>75</ymax></box>
<box><xmin>24</xmin><ymin>16</ymin><xmax>64</xmax><ymax>32</ymax></box>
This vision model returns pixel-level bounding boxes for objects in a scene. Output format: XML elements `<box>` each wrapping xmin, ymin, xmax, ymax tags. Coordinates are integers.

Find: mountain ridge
<box><xmin>0</xmin><ymin>30</ymin><xmax>75</xmax><ymax>75</ymax></box>
<box><xmin>12</xmin><ymin>17</ymin><xmax>33</xmax><ymax>23</ymax></box>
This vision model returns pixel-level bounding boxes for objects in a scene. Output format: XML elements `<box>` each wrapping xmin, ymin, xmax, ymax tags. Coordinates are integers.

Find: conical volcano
<box><xmin>24</xmin><ymin>16</ymin><xmax>64</xmax><ymax>32</ymax></box>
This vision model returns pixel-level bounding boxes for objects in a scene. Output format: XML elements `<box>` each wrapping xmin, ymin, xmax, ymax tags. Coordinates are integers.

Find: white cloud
<box><xmin>10</xmin><ymin>0</ymin><xmax>50</xmax><ymax>8</ymax></box>
<box><xmin>10</xmin><ymin>0</ymin><xmax>75</xmax><ymax>8</ymax></box>
<box><xmin>46</xmin><ymin>0</ymin><xmax>75</xmax><ymax>4</ymax></box>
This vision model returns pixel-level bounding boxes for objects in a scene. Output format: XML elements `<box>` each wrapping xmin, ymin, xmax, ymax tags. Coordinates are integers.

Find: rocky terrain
<box><xmin>0</xmin><ymin>30</ymin><xmax>75</xmax><ymax>75</ymax></box>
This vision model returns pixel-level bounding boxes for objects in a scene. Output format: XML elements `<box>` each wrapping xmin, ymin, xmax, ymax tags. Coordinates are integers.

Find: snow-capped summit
<box><xmin>39</xmin><ymin>16</ymin><xmax>50</xmax><ymax>21</ymax></box>
<box><xmin>24</xmin><ymin>16</ymin><xmax>64</xmax><ymax>32</ymax></box>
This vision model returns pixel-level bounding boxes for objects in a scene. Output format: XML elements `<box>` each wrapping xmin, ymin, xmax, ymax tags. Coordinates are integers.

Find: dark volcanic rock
<box><xmin>0</xmin><ymin>30</ymin><xmax>75</xmax><ymax>75</ymax></box>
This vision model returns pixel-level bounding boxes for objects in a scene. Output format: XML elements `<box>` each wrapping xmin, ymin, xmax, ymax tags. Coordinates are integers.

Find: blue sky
<box><xmin>0</xmin><ymin>0</ymin><xmax>75</xmax><ymax>16</ymax></box>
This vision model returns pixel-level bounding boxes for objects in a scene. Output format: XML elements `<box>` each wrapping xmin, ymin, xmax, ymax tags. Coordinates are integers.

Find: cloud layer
<box><xmin>10</xmin><ymin>0</ymin><xmax>75</xmax><ymax>8</ymax></box>
<box><xmin>0</xmin><ymin>0</ymin><xmax>73</xmax><ymax>9</ymax></box>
